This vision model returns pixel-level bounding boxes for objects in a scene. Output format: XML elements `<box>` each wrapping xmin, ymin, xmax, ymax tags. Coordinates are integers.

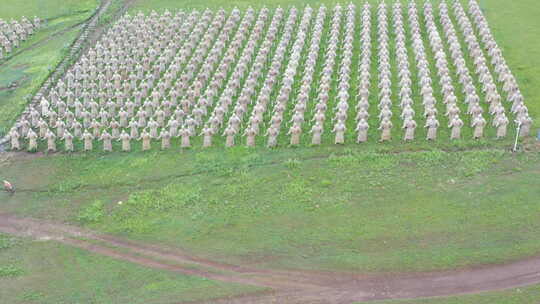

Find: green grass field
<box><xmin>373</xmin><ymin>284</ymin><xmax>540</xmax><ymax>304</ymax></box>
<box><xmin>0</xmin><ymin>233</ymin><xmax>262</xmax><ymax>304</ymax></box>
<box><xmin>2</xmin><ymin>146</ymin><xmax>540</xmax><ymax>273</ymax></box>
<box><xmin>0</xmin><ymin>0</ymin><xmax>539</xmax><ymax>303</ymax></box>
<box><xmin>0</xmin><ymin>0</ymin><xmax>97</xmax><ymax>20</ymax></box>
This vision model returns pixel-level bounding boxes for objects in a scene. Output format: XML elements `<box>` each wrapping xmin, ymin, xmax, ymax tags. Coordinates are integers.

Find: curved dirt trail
<box><xmin>1</xmin><ymin>213</ymin><xmax>540</xmax><ymax>304</ymax></box>
<box><xmin>0</xmin><ymin>213</ymin><xmax>341</xmax><ymax>291</ymax></box>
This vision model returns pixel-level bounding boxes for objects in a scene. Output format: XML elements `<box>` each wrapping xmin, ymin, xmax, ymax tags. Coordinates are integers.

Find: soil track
<box><xmin>1</xmin><ymin>213</ymin><xmax>540</xmax><ymax>303</ymax></box>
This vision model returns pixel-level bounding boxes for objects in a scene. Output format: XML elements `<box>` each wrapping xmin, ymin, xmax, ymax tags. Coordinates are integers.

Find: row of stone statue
<box><xmin>0</xmin><ymin>16</ymin><xmax>41</xmax><ymax>59</ymax></box>
<box><xmin>463</xmin><ymin>0</ymin><xmax>532</xmax><ymax>125</ymax></box>
<box><xmin>450</xmin><ymin>1</ymin><xmax>531</xmax><ymax>133</ymax></box>
<box><xmin>7</xmin><ymin>119</ymin><xmax>528</xmax><ymax>153</ymax></box>
<box><xmin>219</xmin><ymin>5</ymin><xmax>305</xmax><ymax>147</ymax></box>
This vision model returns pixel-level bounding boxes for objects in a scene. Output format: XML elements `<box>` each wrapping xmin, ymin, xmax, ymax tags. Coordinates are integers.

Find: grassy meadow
<box><xmin>2</xmin><ymin>146</ymin><xmax>540</xmax><ymax>273</ymax></box>
<box><xmin>0</xmin><ymin>233</ymin><xmax>262</xmax><ymax>304</ymax></box>
<box><xmin>0</xmin><ymin>0</ymin><xmax>98</xmax><ymax>20</ymax></box>
<box><xmin>374</xmin><ymin>284</ymin><xmax>540</xmax><ymax>304</ymax></box>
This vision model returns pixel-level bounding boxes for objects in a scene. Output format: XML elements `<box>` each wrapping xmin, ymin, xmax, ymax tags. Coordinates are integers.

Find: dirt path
<box><xmin>1</xmin><ymin>213</ymin><xmax>540</xmax><ymax>303</ymax></box>
<box><xmin>0</xmin><ymin>213</ymin><xmax>341</xmax><ymax>291</ymax></box>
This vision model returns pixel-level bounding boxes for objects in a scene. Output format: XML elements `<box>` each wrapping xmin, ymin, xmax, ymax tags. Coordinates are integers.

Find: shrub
<box><xmin>77</xmin><ymin>200</ymin><xmax>105</xmax><ymax>224</ymax></box>
<box><xmin>0</xmin><ymin>265</ymin><xmax>23</xmax><ymax>277</ymax></box>
<box><xmin>285</xmin><ymin>158</ymin><xmax>301</xmax><ymax>169</ymax></box>
<box><xmin>0</xmin><ymin>234</ymin><xmax>19</xmax><ymax>250</ymax></box>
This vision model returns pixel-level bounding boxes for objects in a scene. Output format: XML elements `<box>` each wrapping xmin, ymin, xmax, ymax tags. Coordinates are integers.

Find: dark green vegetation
<box><xmin>373</xmin><ymin>284</ymin><xmax>540</xmax><ymax>304</ymax></box>
<box><xmin>0</xmin><ymin>0</ymin><xmax>99</xmax><ymax>135</ymax></box>
<box><xmin>0</xmin><ymin>233</ymin><xmax>261</xmax><ymax>303</ymax></box>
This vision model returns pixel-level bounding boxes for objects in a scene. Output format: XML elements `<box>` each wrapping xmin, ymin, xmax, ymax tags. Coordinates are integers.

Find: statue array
<box><xmin>4</xmin><ymin>1</ymin><xmax>530</xmax><ymax>153</ymax></box>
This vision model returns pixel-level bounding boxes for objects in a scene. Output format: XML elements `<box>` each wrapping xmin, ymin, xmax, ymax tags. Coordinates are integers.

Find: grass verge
<box><xmin>0</xmin><ymin>233</ymin><xmax>263</xmax><ymax>304</ymax></box>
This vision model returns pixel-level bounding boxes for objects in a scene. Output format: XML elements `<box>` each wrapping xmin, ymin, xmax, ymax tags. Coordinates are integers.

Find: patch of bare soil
<box><xmin>1</xmin><ymin>213</ymin><xmax>540</xmax><ymax>303</ymax></box>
